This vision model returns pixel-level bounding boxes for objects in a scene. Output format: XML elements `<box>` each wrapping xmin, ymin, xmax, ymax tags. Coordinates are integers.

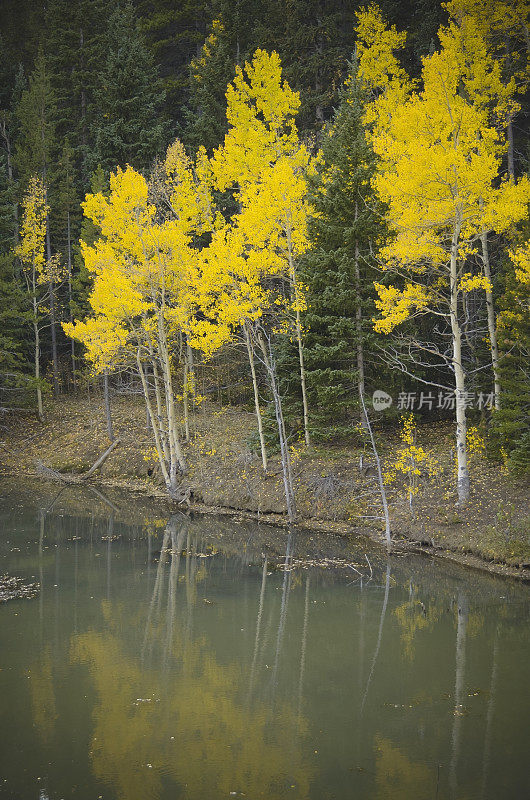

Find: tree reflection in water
<box><xmin>70</xmin><ymin>516</ymin><xmax>313</xmax><ymax>800</ymax></box>
<box><xmin>3</xmin><ymin>483</ymin><xmax>527</xmax><ymax>800</ymax></box>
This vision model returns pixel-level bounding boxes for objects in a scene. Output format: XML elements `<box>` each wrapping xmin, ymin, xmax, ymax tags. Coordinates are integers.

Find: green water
<box><xmin>0</xmin><ymin>480</ymin><xmax>529</xmax><ymax>800</ymax></box>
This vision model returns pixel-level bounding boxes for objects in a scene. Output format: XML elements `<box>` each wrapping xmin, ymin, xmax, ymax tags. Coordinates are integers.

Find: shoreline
<box><xmin>3</xmin><ymin>466</ymin><xmax>529</xmax><ymax>583</ymax></box>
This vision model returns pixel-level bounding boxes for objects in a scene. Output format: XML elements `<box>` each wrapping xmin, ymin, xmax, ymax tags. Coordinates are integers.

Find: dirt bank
<box><xmin>1</xmin><ymin>395</ymin><xmax>529</xmax><ymax>580</ymax></box>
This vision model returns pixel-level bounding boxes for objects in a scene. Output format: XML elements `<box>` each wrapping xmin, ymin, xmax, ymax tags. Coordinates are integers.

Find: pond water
<box><xmin>0</xmin><ymin>480</ymin><xmax>529</xmax><ymax>800</ymax></box>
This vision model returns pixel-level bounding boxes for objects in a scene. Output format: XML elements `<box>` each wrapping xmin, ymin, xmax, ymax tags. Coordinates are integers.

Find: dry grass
<box><xmin>1</xmin><ymin>395</ymin><xmax>529</xmax><ymax>568</ymax></box>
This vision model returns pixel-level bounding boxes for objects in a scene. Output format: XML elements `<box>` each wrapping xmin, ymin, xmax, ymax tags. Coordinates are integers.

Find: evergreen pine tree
<box><xmin>90</xmin><ymin>2</ymin><xmax>166</xmax><ymax>175</ymax></box>
<box><xmin>45</xmin><ymin>0</ymin><xmax>109</xmax><ymax>188</ymax></box>
<box><xmin>136</xmin><ymin>0</ymin><xmax>209</xmax><ymax>126</ymax></box>
<box><xmin>0</xmin><ymin>251</ymin><xmax>32</xmax><ymax>409</ymax></box>
<box><xmin>489</xmin><ymin>248</ymin><xmax>530</xmax><ymax>473</ymax></box>
<box><xmin>254</xmin><ymin>0</ymin><xmax>355</xmax><ymax>134</ymax></box>
<box><xmin>182</xmin><ymin>19</ymin><xmax>236</xmax><ymax>154</ymax></box>
<box><xmin>15</xmin><ymin>47</ymin><xmax>57</xmax><ymax>190</ymax></box>
<box><xmin>300</xmin><ymin>61</ymin><xmax>385</xmax><ymax>439</ymax></box>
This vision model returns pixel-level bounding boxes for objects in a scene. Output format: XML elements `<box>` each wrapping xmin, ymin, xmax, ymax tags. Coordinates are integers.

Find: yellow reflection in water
<box><xmin>69</xmin><ymin>520</ymin><xmax>313</xmax><ymax>800</ymax></box>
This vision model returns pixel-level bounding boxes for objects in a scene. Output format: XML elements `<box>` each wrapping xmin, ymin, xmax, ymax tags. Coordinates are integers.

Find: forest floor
<box><xmin>1</xmin><ymin>394</ymin><xmax>529</xmax><ymax>580</ymax></box>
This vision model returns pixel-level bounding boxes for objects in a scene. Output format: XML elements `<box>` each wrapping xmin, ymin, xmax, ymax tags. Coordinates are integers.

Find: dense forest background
<box><xmin>1</xmin><ymin>0</ymin><xmax>529</xmax><ymax>484</ymax></box>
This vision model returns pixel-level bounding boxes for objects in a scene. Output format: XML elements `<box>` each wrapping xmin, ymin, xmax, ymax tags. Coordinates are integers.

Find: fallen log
<box><xmin>36</xmin><ymin>438</ymin><xmax>121</xmax><ymax>484</ymax></box>
<box><xmin>83</xmin><ymin>438</ymin><xmax>121</xmax><ymax>478</ymax></box>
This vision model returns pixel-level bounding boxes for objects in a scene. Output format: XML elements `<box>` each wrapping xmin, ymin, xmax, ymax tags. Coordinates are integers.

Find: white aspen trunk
<box><xmin>243</xmin><ymin>324</ymin><xmax>268</xmax><ymax>472</ymax></box>
<box><xmin>67</xmin><ymin>209</ymin><xmax>76</xmax><ymax>388</ymax></box>
<box><xmin>45</xmin><ymin>221</ymin><xmax>59</xmax><ymax>396</ymax></box>
<box><xmin>182</xmin><ymin>363</ymin><xmax>190</xmax><ymax>443</ymax></box>
<box><xmin>450</xmin><ymin>218</ymin><xmax>470</xmax><ymax>504</ymax></box>
<box><xmin>359</xmin><ymin>391</ymin><xmax>391</xmax><ymax>551</ymax></box>
<box><xmin>103</xmin><ymin>371</ymin><xmax>114</xmax><ymax>441</ymax></box>
<box><xmin>137</xmin><ymin>349</ymin><xmax>171</xmax><ymax>489</ymax></box>
<box><xmin>257</xmin><ymin>332</ymin><xmax>296</xmax><ymax>521</ymax></box>
<box><xmin>295</xmin><ymin>303</ymin><xmax>311</xmax><ymax>448</ymax></box>
<box><xmin>186</xmin><ymin>343</ymin><xmax>194</xmax><ymax>437</ymax></box>
<box><xmin>155</xmin><ymin>311</ymin><xmax>187</xmax><ymax>486</ymax></box>
<box><xmin>33</xmin><ymin>304</ymin><xmax>44</xmax><ymax>421</ymax></box>
<box><xmin>182</xmin><ymin>337</ymin><xmax>191</xmax><ymax>443</ymax></box>
<box><xmin>151</xmin><ymin>358</ymin><xmax>170</xmax><ymax>464</ymax></box>
<box><xmin>355</xmin><ymin>247</ymin><xmax>366</xmax><ymax>426</ymax></box>
<box><xmin>480</xmin><ymin>229</ymin><xmax>501</xmax><ymax>411</ymax></box>
<box><xmin>354</xmin><ymin>203</ymin><xmax>367</xmax><ymax>428</ymax></box>
<box><xmin>31</xmin><ymin>264</ymin><xmax>44</xmax><ymax>421</ymax></box>
<box><xmin>145</xmin><ymin>331</ymin><xmax>169</xmax><ymax>463</ymax></box>
<box><xmin>286</xmin><ymin>220</ymin><xmax>311</xmax><ymax>447</ymax></box>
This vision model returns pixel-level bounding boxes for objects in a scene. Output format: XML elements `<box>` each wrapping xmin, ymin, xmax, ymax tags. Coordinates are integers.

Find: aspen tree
<box><xmin>440</xmin><ymin>3</ymin><xmax>529</xmax><ymax>410</ymax></box>
<box><xmin>212</xmin><ymin>49</ymin><xmax>315</xmax><ymax>448</ymax></box>
<box><xmin>64</xmin><ymin>147</ymin><xmax>218</xmax><ymax>497</ymax></box>
<box><xmin>356</xmin><ymin>5</ymin><xmax>530</xmax><ymax>503</ymax></box>
<box><xmin>16</xmin><ymin>177</ymin><xmax>65</xmax><ymax>420</ymax></box>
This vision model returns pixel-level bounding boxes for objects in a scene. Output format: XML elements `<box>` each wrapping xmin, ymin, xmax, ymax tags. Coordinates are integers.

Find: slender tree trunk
<box><xmin>295</xmin><ymin>305</ymin><xmax>311</xmax><ymax>447</ymax></box>
<box><xmin>354</xmin><ymin>203</ymin><xmax>367</xmax><ymax>428</ymax></box>
<box><xmin>182</xmin><ymin>339</ymin><xmax>194</xmax><ymax>443</ymax></box>
<box><xmin>182</xmin><ymin>358</ymin><xmax>190</xmax><ymax>443</ymax></box>
<box><xmin>33</xmin><ymin>295</ymin><xmax>44</xmax><ymax>422</ymax></box>
<box><xmin>67</xmin><ymin>210</ymin><xmax>76</xmax><ymax>389</ymax></box>
<box><xmin>137</xmin><ymin>349</ymin><xmax>171</xmax><ymax>489</ymax></box>
<box><xmin>360</xmin><ymin>391</ymin><xmax>391</xmax><ymax>551</ymax></box>
<box><xmin>480</xmin><ymin>229</ymin><xmax>501</xmax><ymax>410</ymax></box>
<box><xmin>450</xmin><ymin>219</ymin><xmax>470</xmax><ymax>504</ymax></box>
<box><xmin>450</xmin><ymin>591</ymin><xmax>468</xmax><ymax>800</ymax></box>
<box><xmin>186</xmin><ymin>343</ymin><xmax>194</xmax><ymax>437</ymax></box>
<box><xmin>257</xmin><ymin>331</ymin><xmax>296</xmax><ymax>521</ymax></box>
<box><xmin>46</xmin><ymin>222</ymin><xmax>59</xmax><ymax>396</ymax></box>
<box><xmin>287</xmin><ymin>225</ymin><xmax>310</xmax><ymax>446</ymax></box>
<box><xmin>103</xmin><ymin>371</ymin><xmax>114</xmax><ymax>441</ymax></box>
<box><xmin>243</xmin><ymin>323</ymin><xmax>268</xmax><ymax>472</ymax></box>
<box><xmin>155</xmin><ymin>311</ymin><xmax>187</xmax><ymax>487</ymax></box>
<box><xmin>151</xmin><ymin>358</ymin><xmax>170</xmax><ymax>464</ymax></box>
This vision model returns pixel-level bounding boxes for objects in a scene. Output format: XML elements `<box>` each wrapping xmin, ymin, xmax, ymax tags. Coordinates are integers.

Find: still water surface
<box><xmin>0</xmin><ymin>481</ymin><xmax>529</xmax><ymax>800</ymax></box>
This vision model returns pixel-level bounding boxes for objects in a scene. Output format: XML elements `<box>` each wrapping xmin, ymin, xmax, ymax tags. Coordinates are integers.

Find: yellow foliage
<box><xmin>467</xmin><ymin>426</ymin><xmax>485</xmax><ymax>456</ymax></box>
<box><xmin>63</xmin><ymin>158</ymin><xmax>228</xmax><ymax>370</ymax></box>
<box><xmin>16</xmin><ymin>176</ymin><xmax>48</xmax><ymax>277</ymax></box>
<box><xmin>187</xmin><ymin>49</ymin><xmax>314</xmax><ymax>348</ymax></box>
<box><xmin>373</xmin><ymin>283</ymin><xmax>431</xmax><ymax>333</ymax></box>
<box><xmin>211</xmin><ymin>49</ymin><xmax>301</xmax><ymax>193</ymax></box>
<box><xmin>459</xmin><ymin>273</ymin><xmax>492</xmax><ymax>293</ymax></box>
<box><xmin>384</xmin><ymin>415</ymin><xmax>441</xmax><ymax>509</ymax></box>
<box><xmin>356</xmin><ymin>6</ymin><xmax>530</xmax><ymax>335</ymax></box>
<box><xmin>509</xmin><ymin>241</ymin><xmax>530</xmax><ymax>288</ymax></box>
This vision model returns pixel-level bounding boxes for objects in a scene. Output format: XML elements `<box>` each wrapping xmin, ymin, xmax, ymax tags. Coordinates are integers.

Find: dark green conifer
<box><xmin>300</xmin><ymin>61</ymin><xmax>385</xmax><ymax>439</ymax></box>
<box><xmin>488</xmin><ymin>250</ymin><xmax>530</xmax><ymax>474</ymax></box>
<box><xmin>90</xmin><ymin>2</ymin><xmax>166</xmax><ymax>175</ymax></box>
